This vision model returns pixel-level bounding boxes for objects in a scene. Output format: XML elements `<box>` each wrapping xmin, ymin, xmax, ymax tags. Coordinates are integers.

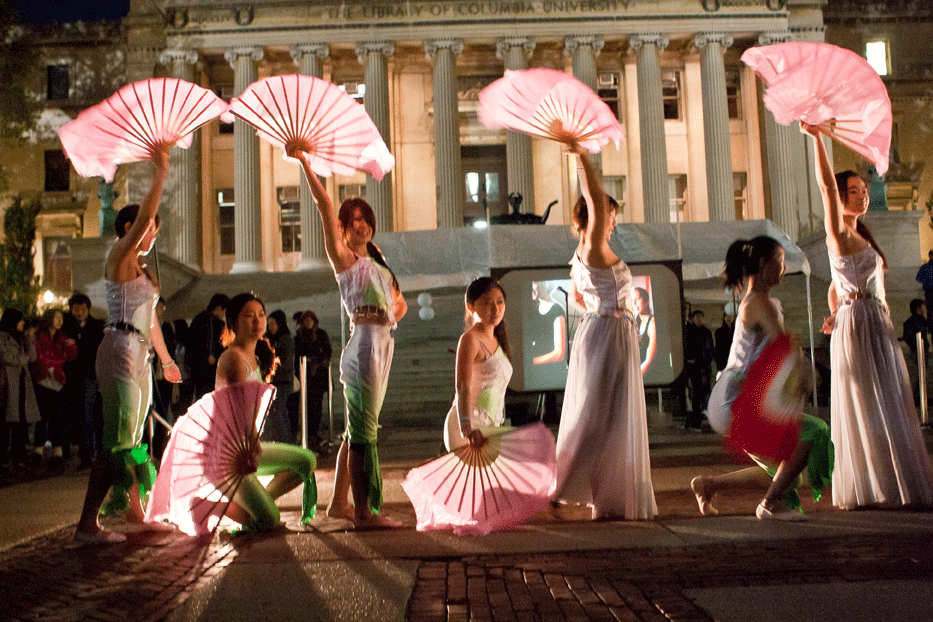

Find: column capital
<box><xmin>693</xmin><ymin>33</ymin><xmax>733</xmax><ymax>52</ymax></box>
<box><xmin>496</xmin><ymin>37</ymin><xmax>536</xmax><ymax>60</ymax></box>
<box><xmin>356</xmin><ymin>42</ymin><xmax>395</xmax><ymax>65</ymax></box>
<box><xmin>159</xmin><ymin>48</ymin><xmax>198</xmax><ymax>66</ymax></box>
<box><xmin>424</xmin><ymin>39</ymin><xmax>464</xmax><ymax>61</ymax></box>
<box><xmin>290</xmin><ymin>43</ymin><xmax>329</xmax><ymax>65</ymax></box>
<box><xmin>629</xmin><ymin>34</ymin><xmax>670</xmax><ymax>53</ymax></box>
<box><xmin>757</xmin><ymin>31</ymin><xmax>796</xmax><ymax>46</ymax></box>
<box><xmin>224</xmin><ymin>45</ymin><xmax>263</xmax><ymax>67</ymax></box>
<box><xmin>563</xmin><ymin>35</ymin><xmax>605</xmax><ymax>58</ymax></box>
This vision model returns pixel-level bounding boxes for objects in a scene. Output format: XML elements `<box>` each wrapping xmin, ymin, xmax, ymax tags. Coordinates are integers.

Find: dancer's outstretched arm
<box><xmin>107</xmin><ymin>150</ymin><xmax>168</xmax><ymax>281</ymax></box>
<box><xmin>291</xmin><ymin>150</ymin><xmax>356</xmax><ymax>273</ymax></box>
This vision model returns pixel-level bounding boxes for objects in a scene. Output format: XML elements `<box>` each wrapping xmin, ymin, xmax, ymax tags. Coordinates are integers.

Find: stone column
<box><xmin>426</xmin><ymin>39</ymin><xmax>464</xmax><ymax>229</ymax></box>
<box><xmin>694</xmin><ymin>33</ymin><xmax>735</xmax><ymax>222</ymax></box>
<box><xmin>290</xmin><ymin>43</ymin><xmax>330</xmax><ymax>269</ymax></box>
<box><xmin>356</xmin><ymin>42</ymin><xmax>395</xmax><ymax>234</ymax></box>
<box><xmin>496</xmin><ymin>37</ymin><xmax>536</xmax><ymax>213</ymax></box>
<box><xmin>565</xmin><ymin>35</ymin><xmax>605</xmax><ymax>173</ymax></box>
<box><xmin>159</xmin><ymin>48</ymin><xmax>201</xmax><ymax>267</ymax></box>
<box><xmin>224</xmin><ymin>45</ymin><xmax>265</xmax><ymax>273</ymax></box>
<box><xmin>757</xmin><ymin>32</ymin><xmax>800</xmax><ymax>240</ymax></box>
<box><xmin>630</xmin><ymin>34</ymin><xmax>670</xmax><ymax>223</ymax></box>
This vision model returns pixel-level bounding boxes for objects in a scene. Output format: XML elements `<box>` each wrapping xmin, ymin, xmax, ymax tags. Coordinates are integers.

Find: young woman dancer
<box><xmin>292</xmin><ymin>147</ymin><xmax>407</xmax><ymax>529</ymax></box>
<box><xmin>552</xmin><ymin>140</ymin><xmax>657</xmax><ymax>520</ymax></box>
<box><xmin>803</xmin><ymin>123</ymin><xmax>933</xmax><ymax>509</ymax></box>
<box><xmin>691</xmin><ymin>236</ymin><xmax>834</xmax><ymax>520</ymax></box>
<box><xmin>146</xmin><ymin>293</ymin><xmax>317</xmax><ymax>534</ymax></box>
<box><xmin>443</xmin><ymin>277</ymin><xmax>512</xmax><ymax>452</ymax></box>
<box><xmin>75</xmin><ymin>151</ymin><xmax>181</xmax><ymax>543</ymax></box>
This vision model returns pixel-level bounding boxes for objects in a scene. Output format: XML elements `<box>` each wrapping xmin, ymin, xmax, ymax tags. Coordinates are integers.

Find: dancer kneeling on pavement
<box><xmin>146</xmin><ymin>293</ymin><xmax>317</xmax><ymax>534</ymax></box>
<box><xmin>443</xmin><ymin>277</ymin><xmax>513</xmax><ymax>453</ymax></box>
<box><xmin>691</xmin><ymin>236</ymin><xmax>833</xmax><ymax>521</ymax></box>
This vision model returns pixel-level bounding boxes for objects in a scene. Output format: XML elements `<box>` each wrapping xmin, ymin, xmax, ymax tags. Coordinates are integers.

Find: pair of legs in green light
<box><xmin>327</xmin><ymin>324</ymin><xmax>399</xmax><ymax>528</ymax></box>
<box><xmin>691</xmin><ymin>414</ymin><xmax>834</xmax><ymax>518</ymax></box>
<box><xmin>225</xmin><ymin>442</ymin><xmax>318</xmax><ymax>530</ymax></box>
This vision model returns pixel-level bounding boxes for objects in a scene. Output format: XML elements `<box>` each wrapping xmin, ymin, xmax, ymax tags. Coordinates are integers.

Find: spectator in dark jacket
<box><xmin>62</xmin><ymin>293</ymin><xmax>105</xmax><ymax>468</ymax></box>
<box><xmin>293</xmin><ymin>310</ymin><xmax>332</xmax><ymax>448</ymax></box>
<box><xmin>188</xmin><ymin>294</ymin><xmax>228</xmax><ymax>400</ymax></box>
<box><xmin>713</xmin><ymin>313</ymin><xmax>735</xmax><ymax>374</ymax></box>
<box><xmin>903</xmin><ymin>298</ymin><xmax>930</xmax><ymax>408</ymax></box>
<box><xmin>683</xmin><ymin>310</ymin><xmax>714</xmax><ymax>431</ymax></box>
<box><xmin>1</xmin><ymin>310</ymin><xmax>39</xmax><ymax>467</ymax></box>
<box><xmin>264</xmin><ymin>310</ymin><xmax>295</xmax><ymax>443</ymax></box>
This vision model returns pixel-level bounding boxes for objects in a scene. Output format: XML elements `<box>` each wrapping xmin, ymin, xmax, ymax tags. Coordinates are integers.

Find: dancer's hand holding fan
<box><xmin>477</xmin><ymin>68</ymin><xmax>624</xmax><ymax>153</ymax></box>
<box><xmin>58</xmin><ymin>78</ymin><xmax>228</xmax><ymax>182</ymax></box>
<box><xmin>741</xmin><ymin>42</ymin><xmax>891</xmax><ymax>175</ymax></box>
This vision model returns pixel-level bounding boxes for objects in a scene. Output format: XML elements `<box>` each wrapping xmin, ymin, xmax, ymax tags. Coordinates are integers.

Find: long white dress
<box><xmin>443</xmin><ymin>341</ymin><xmax>513</xmax><ymax>451</ymax></box>
<box><xmin>554</xmin><ymin>254</ymin><xmax>657</xmax><ymax>519</ymax></box>
<box><xmin>829</xmin><ymin>245</ymin><xmax>933</xmax><ymax>509</ymax></box>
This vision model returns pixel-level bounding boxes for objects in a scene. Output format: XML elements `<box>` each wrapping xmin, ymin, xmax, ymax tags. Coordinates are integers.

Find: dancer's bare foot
<box><xmin>74</xmin><ymin>526</ymin><xmax>126</xmax><ymax>544</ymax></box>
<box><xmin>326</xmin><ymin>504</ymin><xmax>354</xmax><ymax>521</ymax></box>
<box><xmin>353</xmin><ymin>513</ymin><xmax>401</xmax><ymax>530</ymax></box>
<box><xmin>690</xmin><ymin>476</ymin><xmax>719</xmax><ymax>516</ymax></box>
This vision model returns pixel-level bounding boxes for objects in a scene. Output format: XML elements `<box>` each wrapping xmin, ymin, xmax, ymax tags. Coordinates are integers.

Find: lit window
<box><xmin>602</xmin><ymin>176</ymin><xmax>627</xmax><ymax>216</ymax></box>
<box><xmin>668</xmin><ymin>174</ymin><xmax>687</xmax><ymax>222</ymax></box>
<box><xmin>733</xmin><ymin>172</ymin><xmax>748</xmax><ymax>220</ymax></box>
<box><xmin>218</xmin><ymin>189</ymin><xmax>235</xmax><ymax>255</ymax></box>
<box><xmin>662</xmin><ymin>70</ymin><xmax>682</xmax><ymax>120</ymax></box>
<box><xmin>597</xmin><ymin>72</ymin><xmax>621</xmax><ymax>120</ymax></box>
<box><xmin>277</xmin><ymin>186</ymin><xmax>301</xmax><ymax>253</ymax></box>
<box><xmin>726</xmin><ymin>70</ymin><xmax>742</xmax><ymax>120</ymax></box>
<box><xmin>865</xmin><ymin>40</ymin><xmax>889</xmax><ymax>76</ymax></box>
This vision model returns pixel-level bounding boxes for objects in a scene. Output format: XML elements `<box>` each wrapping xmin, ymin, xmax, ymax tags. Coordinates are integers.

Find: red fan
<box><xmin>145</xmin><ymin>381</ymin><xmax>274</xmax><ymax>536</ymax></box>
<box><xmin>727</xmin><ymin>333</ymin><xmax>806</xmax><ymax>462</ymax></box>
<box><xmin>58</xmin><ymin>78</ymin><xmax>228</xmax><ymax>182</ymax></box>
<box><xmin>401</xmin><ymin>422</ymin><xmax>557</xmax><ymax>536</ymax></box>
<box><xmin>224</xmin><ymin>74</ymin><xmax>395</xmax><ymax>180</ymax></box>
<box><xmin>477</xmin><ymin>68</ymin><xmax>624</xmax><ymax>153</ymax></box>
<box><xmin>741</xmin><ymin>42</ymin><xmax>892</xmax><ymax>175</ymax></box>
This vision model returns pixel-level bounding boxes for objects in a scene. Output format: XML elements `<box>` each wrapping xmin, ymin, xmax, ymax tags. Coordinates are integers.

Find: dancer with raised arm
<box><xmin>552</xmin><ymin>139</ymin><xmax>656</xmax><ymax>520</ymax></box>
<box><xmin>443</xmin><ymin>278</ymin><xmax>513</xmax><ymax>452</ymax></box>
<box><xmin>803</xmin><ymin>123</ymin><xmax>933</xmax><ymax>509</ymax></box>
<box><xmin>692</xmin><ymin>236</ymin><xmax>833</xmax><ymax>520</ymax></box>
<box><xmin>292</xmin><ymin>146</ymin><xmax>407</xmax><ymax>529</ymax></box>
<box><xmin>75</xmin><ymin>151</ymin><xmax>181</xmax><ymax>543</ymax></box>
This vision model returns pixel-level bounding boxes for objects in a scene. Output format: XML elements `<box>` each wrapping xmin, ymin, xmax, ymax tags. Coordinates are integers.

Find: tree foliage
<box><xmin>0</xmin><ymin>195</ymin><xmax>41</xmax><ymax>316</ymax></box>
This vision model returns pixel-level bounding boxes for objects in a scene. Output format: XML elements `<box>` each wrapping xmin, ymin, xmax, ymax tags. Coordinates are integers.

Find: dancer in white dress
<box><xmin>552</xmin><ymin>140</ymin><xmax>657</xmax><ymax>520</ymax></box>
<box><xmin>692</xmin><ymin>237</ymin><xmax>833</xmax><ymax>520</ymax></box>
<box><xmin>804</xmin><ymin>123</ymin><xmax>933</xmax><ymax>509</ymax></box>
<box><xmin>292</xmin><ymin>145</ymin><xmax>407</xmax><ymax>529</ymax></box>
<box><xmin>75</xmin><ymin>150</ymin><xmax>181</xmax><ymax>544</ymax></box>
<box><xmin>443</xmin><ymin>278</ymin><xmax>513</xmax><ymax>452</ymax></box>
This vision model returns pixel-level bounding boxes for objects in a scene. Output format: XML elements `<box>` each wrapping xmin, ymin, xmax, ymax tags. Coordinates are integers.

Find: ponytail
<box><xmin>723</xmin><ymin>236</ymin><xmax>782</xmax><ymax>291</ymax></box>
<box><xmin>856</xmin><ymin>220</ymin><xmax>888</xmax><ymax>271</ymax></box>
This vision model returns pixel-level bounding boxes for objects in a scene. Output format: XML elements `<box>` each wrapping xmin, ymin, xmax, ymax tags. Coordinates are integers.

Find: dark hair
<box><xmin>0</xmin><ymin>309</ymin><xmax>24</xmax><ymax>337</ymax></box>
<box><xmin>723</xmin><ymin>236</ymin><xmax>783</xmax><ymax>290</ymax></box>
<box><xmin>633</xmin><ymin>287</ymin><xmax>652</xmax><ymax>316</ymax></box>
<box><xmin>300</xmin><ymin>310</ymin><xmax>319</xmax><ymax>329</ymax></box>
<box><xmin>690</xmin><ymin>309</ymin><xmax>705</xmax><ymax>319</ymax></box>
<box><xmin>37</xmin><ymin>308</ymin><xmax>63</xmax><ymax>336</ymax></box>
<box><xmin>293</xmin><ymin>311</ymin><xmax>303</xmax><ymax>325</ymax></box>
<box><xmin>464</xmin><ymin>277</ymin><xmax>511</xmax><ymax>360</ymax></box>
<box><xmin>222</xmin><ymin>292</ymin><xmax>265</xmax><ymax>347</ymax></box>
<box><xmin>911</xmin><ymin>299</ymin><xmax>926</xmax><ymax>315</ymax></box>
<box><xmin>207</xmin><ymin>293</ymin><xmax>230</xmax><ymax>313</ymax></box>
<box><xmin>267</xmin><ymin>309</ymin><xmax>290</xmax><ymax>337</ymax></box>
<box><xmin>337</xmin><ymin>197</ymin><xmax>399</xmax><ymax>289</ymax></box>
<box><xmin>571</xmin><ymin>194</ymin><xmax>620</xmax><ymax>235</ymax></box>
<box><xmin>68</xmin><ymin>292</ymin><xmax>91</xmax><ymax>309</ymax></box>
<box><xmin>255</xmin><ymin>338</ymin><xmax>277</xmax><ymax>382</ymax></box>
<box><xmin>114</xmin><ymin>204</ymin><xmax>160</xmax><ymax>239</ymax></box>
<box><xmin>835</xmin><ymin>170</ymin><xmax>888</xmax><ymax>270</ymax></box>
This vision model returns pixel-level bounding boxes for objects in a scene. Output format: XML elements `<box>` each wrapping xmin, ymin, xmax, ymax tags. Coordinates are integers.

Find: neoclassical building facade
<box><xmin>7</xmin><ymin>0</ymin><xmax>836</xmax><ymax>283</ymax></box>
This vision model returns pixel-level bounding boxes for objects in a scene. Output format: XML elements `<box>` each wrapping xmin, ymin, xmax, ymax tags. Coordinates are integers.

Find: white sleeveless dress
<box><xmin>553</xmin><ymin>254</ymin><xmax>657</xmax><ymax>520</ymax></box>
<box><xmin>829</xmin><ymin>245</ymin><xmax>933</xmax><ymax>508</ymax></box>
<box><xmin>443</xmin><ymin>342</ymin><xmax>513</xmax><ymax>451</ymax></box>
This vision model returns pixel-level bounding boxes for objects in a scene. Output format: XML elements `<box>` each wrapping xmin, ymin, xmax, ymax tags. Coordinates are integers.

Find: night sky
<box><xmin>10</xmin><ymin>1</ymin><xmax>130</xmax><ymax>24</ymax></box>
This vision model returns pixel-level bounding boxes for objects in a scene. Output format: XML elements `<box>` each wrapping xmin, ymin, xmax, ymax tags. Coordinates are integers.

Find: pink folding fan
<box><xmin>224</xmin><ymin>74</ymin><xmax>395</xmax><ymax>180</ymax></box>
<box><xmin>402</xmin><ymin>422</ymin><xmax>557</xmax><ymax>536</ymax></box>
<box><xmin>477</xmin><ymin>68</ymin><xmax>624</xmax><ymax>153</ymax></box>
<box><xmin>58</xmin><ymin>78</ymin><xmax>228</xmax><ymax>182</ymax></box>
<box><xmin>741</xmin><ymin>42</ymin><xmax>892</xmax><ymax>175</ymax></box>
